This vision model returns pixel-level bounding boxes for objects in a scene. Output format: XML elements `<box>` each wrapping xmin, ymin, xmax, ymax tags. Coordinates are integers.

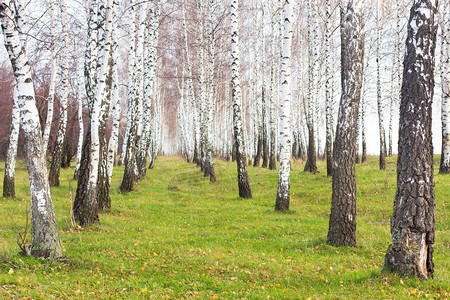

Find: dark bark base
<box><xmin>253</xmin><ymin>135</ymin><xmax>262</xmax><ymax>167</ymax></box>
<box><xmin>384</xmin><ymin>243</ymin><xmax>434</xmax><ymax>278</ymax></box>
<box><xmin>439</xmin><ymin>156</ymin><xmax>450</xmax><ymax>174</ymax></box>
<box><xmin>269</xmin><ymin>156</ymin><xmax>276</xmax><ymax>170</ymax></box>
<box><xmin>3</xmin><ymin>174</ymin><xmax>15</xmax><ymax>198</ymax></box>
<box><xmin>275</xmin><ymin>195</ymin><xmax>289</xmax><ymax>211</ymax></box>
<box><xmin>48</xmin><ymin>143</ymin><xmax>63</xmax><ymax>187</ymax></box>
<box><xmin>73</xmin><ymin>125</ymin><xmax>99</xmax><ymax>227</ymax></box>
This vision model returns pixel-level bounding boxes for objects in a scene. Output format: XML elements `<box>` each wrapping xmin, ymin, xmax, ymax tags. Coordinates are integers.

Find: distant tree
<box><xmin>384</xmin><ymin>0</ymin><xmax>438</xmax><ymax>278</ymax></box>
<box><xmin>0</xmin><ymin>0</ymin><xmax>62</xmax><ymax>258</ymax></box>
<box><xmin>304</xmin><ymin>0</ymin><xmax>318</xmax><ymax>174</ymax></box>
<box><xmin>48</xmin><ymin>0</ymin><xmax>70</xmax><ymax>187</ymax></box>
<box><xmin>376</xmin><ymin>0</ymin><xmax>387</xmax><ymax>170</ymax></box>
<box><xmin>440</xmin><ymin>0</ymin><xmax>449</xmax><ymax>174</ymax></box>
<box><xmin>327</xmin><ymin>0</ymin><xmax>364</xmax><ymax>247</ymax></box>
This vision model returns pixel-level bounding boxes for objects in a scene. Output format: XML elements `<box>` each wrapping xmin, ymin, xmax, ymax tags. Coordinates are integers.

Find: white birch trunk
<box><xmin>231</xmin><ymin>0</ymin><xmax>252</xmax><ymax>198</ymax></box>
<box><xmin>440</xmin><ymin>1</ymin><xmax>450</xmax><ymax>173</ymax></box>
<box><xmin>42</xmin><ymin>0</ymin><xmax>56</xmax><ymax>152</ymax></box>
<box><xmin>107</xmin><ymin>0</ymin><xmax>120</xmax><ymax>183</ymax></box>
<box><xmin>0</xmin><ymin>0</ymin><xmax>62</xmax><ymax>258</ymax></box>
<box><xmin>275</xmin><ymin>0</ymin><xmax>293</xmax><ymax>211</ymax></box>
<box><xmin>87</xmin><ymin>0</ymin><xmax>114</xmax><ymax>205</ymax></box>
<box><xmin>3</xmin><ymin>85</ymin><xmax>20</xmax><ymax>198</ymax></box>
<box><xmin>376</xmin><ymin>0</ymin><xmax>387</xmax><ymax>170</ymax></box>
<box><xmin>74</xmin><ymin>63</ymin><xmax>84</xmax><ymax>179</ymax></box>
<box><xmin>48</xmin><ymin>0</ymin><xmax>69</xmax><ymax>187</ymax></box>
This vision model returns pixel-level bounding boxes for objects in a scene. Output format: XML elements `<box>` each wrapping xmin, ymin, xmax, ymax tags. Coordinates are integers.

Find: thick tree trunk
<box><xmin>327</xmin><ymin>0</ymin><xmax>364</xmax><ymax>247</ymax></box>
<box><xmin>231</xmin><ymin>0</ymin><xmax>252</xmax><ymax>199</ymax></box>
<box><xmin>384</xmin><ymin>0</ymin><xmax>438</xmax><ymax>279</ymax></box>
<box><xmin>1</xmin><ymin>1</ymin><xmax>62</xmax><ymax>258</ymax></box>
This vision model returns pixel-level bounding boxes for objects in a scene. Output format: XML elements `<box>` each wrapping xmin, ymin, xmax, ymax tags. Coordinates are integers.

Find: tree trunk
<box><xmin>384</xmin><ymin>0</ymin><xmax>438</xmax><ymax>279</ymax></box>
<box><xmin>325</xmin><ymin>0</ymin><xmax>333</xmax><ymax>177</ymax></box>
<box><xmin>42</xmin><ymin>0</ymin><xmax>56</xmax><ymax>153</ymax></box>
<box><xmin>304</xmin><ymin>0</ymin><xmax>317</xmax><ymax>174</ymax></box>
<box><xmin>376</xmin><ymin>0</ymin><xmax>387</xmax><ymax>170</ymax></box>
<box><xmin>327</xmin><ymin>0</ymin><xmax>364</xmax><ymax>247</ymax></box>
<box><xmin>275</xmin><ymin>0</ymin><xmax>293</xmax><ymax>211</ymax></box>
<box><xmin>439</xmin><ymin>1</ymin><xmax>450</xmax><ymax>174</ymax></box>
<box><xmin>231</xmin><ymin>0</ymin><xmax>252</xmax><ymax>199</ymax></box>
<box><xmin>1</xmin><ymin>1</ymin><xmax>62</xmax><ymax>258</ymax></box>
<box><xmin>3</xmin><ymin>86</ymin><xmax>20</xmax><ymax>198</ymax></box>
<box><xmin>48</xmin><ymin>0</ymin><xmax>70</xmax><ymax>187</ymax></box>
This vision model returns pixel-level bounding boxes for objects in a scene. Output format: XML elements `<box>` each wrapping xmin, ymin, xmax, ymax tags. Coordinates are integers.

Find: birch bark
<box><xmin>3</xmin><ymin>86</ymin><xmax>20</xmax><ymax>198</ymax></box>
<box><xmin>42</xmin><ymin>0</ymin><xmax>56</xmax><ymax>153</ymax></box>
<box><xmin>231</xmin><ymin>0</ymin><xmax>252</xmax><ymax>199</ymax></box>
<box><xmin>48</xmin><ymin>0</ymin><xmax>69</xmax><ymax>187</ymax></box>
<box><xmin>275</xmin><ymin>0</ymin><xmax>293</xmax><ymax>211</ymax></box>
<box><xmin>384</xmin><ymin>0</ymin><xmax>438</xmax><ymax>278</ymax></box>
<box><xmin>439</xmin><ymin>1</ymin><xmax>450</xmax><ymax>173</ymax></box>
<box><xmin>327</xmin><ymin>0</ymin><xmax>364</xmax><ymax>247</ymax></box>
<box><xmin>0</xmin><ymin>0</ymin><xmax>62</xmax><ymax>258</ymax></box>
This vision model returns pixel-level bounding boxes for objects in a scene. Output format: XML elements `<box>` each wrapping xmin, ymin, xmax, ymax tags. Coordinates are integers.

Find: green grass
<box><xmin>0</xmin><ymin>156</ymin><xmax>449</xmax><ymax>299</ymax></box>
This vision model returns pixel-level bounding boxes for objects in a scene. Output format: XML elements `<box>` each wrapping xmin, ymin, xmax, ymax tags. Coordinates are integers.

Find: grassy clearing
<box><xmin>0</xmin><ymin>156</ymin><xmax>449</xmax><ymax>299</ymax></box>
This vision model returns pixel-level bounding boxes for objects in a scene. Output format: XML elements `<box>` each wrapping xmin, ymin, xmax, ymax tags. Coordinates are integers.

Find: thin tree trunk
<box><xmin>304</xmin><ymin>0</ymin><xmax>317</xmax><ymax>174</ymax></box>
<box><xmin>231</xmin><ymin>0</ymin><xmax>252</xmax><ymax>199</ymax></box>
<box><xmin>376</xmin><ymin>0</ymin><xmax>387</xmax><ymax>170</ymax></box>
<box><xmin>42</xmin><ymin>0</ymin><xmax>56</xmax><ymax>153</ymax></box>
<box><xmin>325</xmin><ymin>0</ymin><xmax>333</xmax><ymax>177</ymax></box>
<box><xmin>74</xmin><ymin>64</ymin><xmax>84</xmax><ymax>180</ymax></box>
<box><xmin>48</xmin><ymin>0</ymin><xmax>70</xmax><ymax>187</ymax></box>
<box><xmin>384</xmin><ymin>0</ymin><xmax>438</xmax><ymax>278</ymax></box>
<box><xmin>3</xmin><ymin>86</ymin><xmax>20</xmax><ymax>198</ymax></box>
<box><xmin>439</xmin><ymin>1</ymin><xmax>450</xmax><ymax>174</ymax></box>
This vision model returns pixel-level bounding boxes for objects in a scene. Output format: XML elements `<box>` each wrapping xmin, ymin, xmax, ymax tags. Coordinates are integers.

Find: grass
<box><xmin>0</xmin><ymin>155</ymin><xmax>449</xmax><ymax>299</ymax></box>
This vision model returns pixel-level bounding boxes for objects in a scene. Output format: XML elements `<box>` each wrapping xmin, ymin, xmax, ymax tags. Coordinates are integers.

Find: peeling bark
<box><xmin>384</xmin><ymin>0</ymin><xmax>438</xmax><ymax>279</ymax></box>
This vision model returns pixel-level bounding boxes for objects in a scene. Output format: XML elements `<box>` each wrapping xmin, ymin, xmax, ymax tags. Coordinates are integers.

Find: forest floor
<box><xmin>0</xmin><ymin>156</ymin><xmax>449</xmax><ymax>299</ymax></box>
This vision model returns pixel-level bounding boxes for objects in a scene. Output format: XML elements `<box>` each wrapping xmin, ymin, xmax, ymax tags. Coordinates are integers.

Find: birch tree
<box><xmin>325</xmin><ymin>0</ymin><xmax>333</xmax><ymax>177</ymax></box>
<box><xmin>231</xmin><ymin>0</ymin><xmax>252</xmax><ymax>199</ymax></box>
<box><xmin>74</xmin><ymin>64</ymin><xmax>84</xmax><ymax>179</ymax></box>
<box><xmin>73</xmin><ymin>0</ymin><xmax>98</xmax><ymax>225</ymax></box>
<box><xmin>42</xmin><ymin>0</ymin><xmax>56</xmax><ymax>153</ymax></box>
<box><xmin>327</xmin><ymin>0</ymin><xmax>364</xmax><ymax>247</ymax></box>
<box><xmin>106</xmin><ymin>0</ymin><xmax>120</xmax><ymax>183</ymax></box>
<box><xmin>376</xmin><ymin>0</ymin><xmax>387</xmax><ymax>170</ymax></box>
<box><xmin>304</xmin><ymin>0</ymin><xmax>318</xmax><ymax>173</ymax></box>
<box><xmin>275</xmin><ymin>0</ymin><xmax>293</xmax><ymax>211</ymax></box>
<box><xmin>384</xmin><ymin>0</ymin><xmax>439</xmax><ymax>278</ymax></box>
<box><xmin>0</xmin><ymin>0</ymin><xmax>62</xmax><ymax>258</ymax></box>
<box><xmin>3</xmin><ymin>86</ymin><xmax>20</xmax><ymax>198</ymax></box>
<box><xmin>120</xmin><ymin>1</ymin><xmax>145</xmax><ymax>192</ymax></box>
<box><xmin>439</xmin><ymin>0</ymin><xmax>450</xmax><ymax>174</ymax></box>
<box><xmin>48</xmin><ymin>0</ymin><xmax>70</xmax><ymax>187</ymax></box>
